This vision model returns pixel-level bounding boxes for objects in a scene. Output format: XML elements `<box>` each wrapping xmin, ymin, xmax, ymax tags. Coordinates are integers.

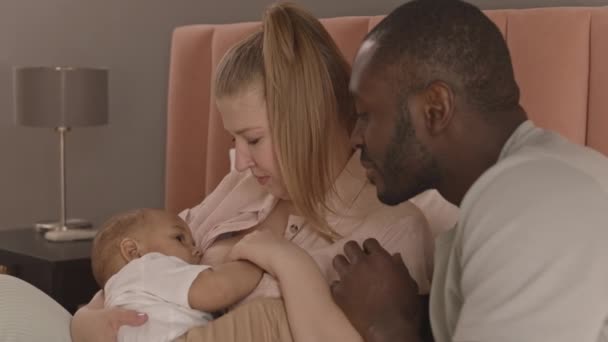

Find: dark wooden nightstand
<box><xmin>0</xmin><ymin>228</ymin><xmax>99</xmax><ymax>314</ymax></box>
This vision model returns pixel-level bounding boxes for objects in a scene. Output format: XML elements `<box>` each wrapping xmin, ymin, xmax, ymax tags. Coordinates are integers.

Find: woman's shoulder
<box><xmin>215</xmin><ymin>169</ymin><xmax>273</xmax><ymax>208</ymax></box>
<box><xmin>347</xmin><ymin>184</ymin><xmax>457</xmax><ymax>238</ymax></box>
<box><xmin>327</xmin><ymin>182</ymin><xmax>428</xmax><ymax>243</ymax></box>
<box><xmin>332</xmin><ymin>153</ymin><xmax>428</xmax><ymax>231</ymax></box>
<box><xmin>190</xmin><ymin>169</ymin><xmax>264</xmax><ymax>210</ymax></box>
<box><xmin>351</xmin><ymin>183</ymin><xmax>427</xmax><ymax>226</ymax></box>
<box><xmin>215</xmin><ymin>168</ymin><xmax>258</xmax><ymax>192</ymax></box>
<box><xmin>182</xmin><ymin>169</ymin><xmax>271</xmax><ymax>238</ymax></box>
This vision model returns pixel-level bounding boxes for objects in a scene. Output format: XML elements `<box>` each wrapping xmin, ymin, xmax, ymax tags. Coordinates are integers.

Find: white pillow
<box><xmin>0</xmin><ymin>275</ymin><xmax>72</xmax><ymax>341</ymax></box>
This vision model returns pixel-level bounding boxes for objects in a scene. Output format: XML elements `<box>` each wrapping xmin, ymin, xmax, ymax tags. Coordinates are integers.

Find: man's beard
<box><xmin>376</xmin><ymin>108</ymin><xmax>440</xmax><ymax>206</ymax></box>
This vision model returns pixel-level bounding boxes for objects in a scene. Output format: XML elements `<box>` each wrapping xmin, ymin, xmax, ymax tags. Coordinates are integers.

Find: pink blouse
<box><xmin>180</xmin><ymin>151</ymin><xmax>435</xmax><ymax>300</ymax></box>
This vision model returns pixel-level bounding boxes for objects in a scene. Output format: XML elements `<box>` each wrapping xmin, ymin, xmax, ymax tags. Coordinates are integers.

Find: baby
<box><xmin>91</xmin><ymin>208</ymin><xmax>263</xmax><ymax>342</ymax></box>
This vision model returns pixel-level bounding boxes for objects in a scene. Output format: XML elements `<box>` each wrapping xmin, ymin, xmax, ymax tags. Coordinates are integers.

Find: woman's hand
<box><xmin>229</xmin><ymin>230</ymin><xmax>303</xmax><ymax>277</ymax></box>
<box><xmin>70</xmin><ymin>291</ymin><xmax>148</xmax><ymax>342</ymax></box>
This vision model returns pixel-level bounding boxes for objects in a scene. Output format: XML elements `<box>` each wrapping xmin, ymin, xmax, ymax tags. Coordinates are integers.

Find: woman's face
<box><xmin>217</xmin><ymin>84</ymin><xmax>289</xmax><ymax>199</ymax></box>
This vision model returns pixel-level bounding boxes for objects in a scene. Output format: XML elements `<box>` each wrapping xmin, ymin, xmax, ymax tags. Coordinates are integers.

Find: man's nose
<box><xmin>350</xmin><ymin>119</ymin><xmax>365</xmax><ymax>150</ymax></box>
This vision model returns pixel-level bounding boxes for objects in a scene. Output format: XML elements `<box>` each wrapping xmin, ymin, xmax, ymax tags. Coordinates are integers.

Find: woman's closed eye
<box><xmin>247</xmin><ymin>138</ymin><xmax>260</xmax><ymax>145</ymax></box>
<box><xmin>233</xmin><ymin>136</ymin><xmax>261</xmax><ymax>146</ymax></box>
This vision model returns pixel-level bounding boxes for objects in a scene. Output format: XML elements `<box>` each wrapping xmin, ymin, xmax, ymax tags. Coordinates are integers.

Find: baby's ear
<box><xmin>119</xmin><ymin>238</ymin><xmax>142</xmax><ymax>262</ymax></box>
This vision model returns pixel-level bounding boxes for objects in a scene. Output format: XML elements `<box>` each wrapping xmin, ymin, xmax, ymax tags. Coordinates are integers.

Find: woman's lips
<box><xmin>256</xmin><ymin>176</ymin><xmax>270</xmax><ymax>185</ymax></box>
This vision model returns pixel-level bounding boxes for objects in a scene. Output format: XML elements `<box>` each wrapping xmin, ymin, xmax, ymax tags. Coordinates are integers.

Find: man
<box><xmin>331</xmin><ymin>1</ymin><xmax>608</xmax><ymax>341</ymax></box>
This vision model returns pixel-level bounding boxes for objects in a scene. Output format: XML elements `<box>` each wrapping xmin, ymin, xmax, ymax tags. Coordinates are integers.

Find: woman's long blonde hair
<box><xmin>214</xmin><ymin>2</ymin><xmax>355</xmax><ymax>241</ymax></box>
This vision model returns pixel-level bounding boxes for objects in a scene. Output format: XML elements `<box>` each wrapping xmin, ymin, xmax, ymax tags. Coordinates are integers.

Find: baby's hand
<box><xmin>229</xmin><ymin>230</ymin><xmax>302</xmax><ymax>277</ymax></box>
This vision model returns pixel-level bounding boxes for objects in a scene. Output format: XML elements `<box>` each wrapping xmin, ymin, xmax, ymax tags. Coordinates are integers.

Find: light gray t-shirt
<box><xmin>430</xmin><ymin>120</ymin><xmax>608</xmax><ymax>342</ymax></box>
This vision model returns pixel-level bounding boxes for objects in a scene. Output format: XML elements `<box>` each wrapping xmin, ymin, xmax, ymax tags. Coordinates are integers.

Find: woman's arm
<box><xmin>188</xmin><ymin>261</ymin><xmax>263</xmax><ymax>312</ymax></box>
<box><xmin>70</xmin><ymin>291</ymin><xmax>148</xmax><ymax>342</ymax></box>
<box><xmin>274</xmin><ymin>247</ymin><xmax>363</xmax><ymax>342</ymax></box>
<box><xmin>230</xmin><ymin>231</ymin><xmax>363</xmax><ymax>342</ymax></box>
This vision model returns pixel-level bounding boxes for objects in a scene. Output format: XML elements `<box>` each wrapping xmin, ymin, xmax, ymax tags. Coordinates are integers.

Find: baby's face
<box><xmin>141</xmin><ymin>213</ymin><xmax>201</xmax><ymax>264</ymax></box>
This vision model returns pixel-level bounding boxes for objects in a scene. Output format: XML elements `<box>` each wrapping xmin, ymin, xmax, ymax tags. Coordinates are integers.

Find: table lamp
<box><xmin>14</xmin><ymin>67</ymin><xmax>108</xmax><ymax>241</ymax></box>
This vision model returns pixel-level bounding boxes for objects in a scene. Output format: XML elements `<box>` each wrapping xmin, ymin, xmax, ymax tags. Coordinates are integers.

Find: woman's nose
<box><xmin>234</xmin><ymin>144</ymin><xmax>255</xmax><ymax>171</ymax></box>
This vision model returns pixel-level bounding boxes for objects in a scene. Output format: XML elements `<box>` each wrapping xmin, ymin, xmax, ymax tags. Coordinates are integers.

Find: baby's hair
<box><xmin>91</xmin><ymin>208</ymin><xmax>152</xmax><ymax>288</ymax></box>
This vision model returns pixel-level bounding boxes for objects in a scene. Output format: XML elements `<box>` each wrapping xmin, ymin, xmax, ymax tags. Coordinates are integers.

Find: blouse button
<box><xmin>289</xmin><ymin>224</ymin><xmax>299</xmax><ymax>234</ymax></box>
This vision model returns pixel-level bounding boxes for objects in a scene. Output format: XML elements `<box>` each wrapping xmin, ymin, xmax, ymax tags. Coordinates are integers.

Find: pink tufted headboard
<box><xmin>165</xmin><ymin>7</ymin><xmax>608</xmax><ymax>214</ymax></box>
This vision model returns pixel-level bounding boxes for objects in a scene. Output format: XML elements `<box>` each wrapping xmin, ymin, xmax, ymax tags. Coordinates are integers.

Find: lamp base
<box><xmin>34</xmin><ymin>218</ymin><xmax>93</xmax><ymax>232</ymax></box>
<box><xmin>44</xmin><ymin>228</ymin><xmax>98</xmax><ymax>242</ymax></box>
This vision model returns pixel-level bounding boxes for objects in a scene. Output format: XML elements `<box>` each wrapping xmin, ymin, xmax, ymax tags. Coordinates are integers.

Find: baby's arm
<box><xmin>188</xmin><ymin>260</ymin><xmax>263</xmax><ymax>312</ymax></box>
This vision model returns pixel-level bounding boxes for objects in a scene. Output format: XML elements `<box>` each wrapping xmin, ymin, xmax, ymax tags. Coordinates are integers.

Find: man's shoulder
<box><xmin>466</xmin><ymin>157</ymin><xmax>608</xmax><ymax>220</ymax></box>
<box><xmin>458</xmin><ymin>146</ymin><xmax>608</xmax><ymax>251</ymax></box>
<box><xmin>465</xmin><ymin>140</ymin><xmax>608</xmax><ymax>209</ymax></box>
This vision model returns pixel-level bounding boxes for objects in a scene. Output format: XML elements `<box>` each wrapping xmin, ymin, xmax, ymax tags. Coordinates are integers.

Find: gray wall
<box><xmin>1</xmin><ymin>0</ymin><xmax>606</xmax><ymax>230</ymax></box>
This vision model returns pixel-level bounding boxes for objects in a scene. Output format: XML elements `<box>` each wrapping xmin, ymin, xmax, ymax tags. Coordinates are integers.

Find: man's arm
<box><xmin>363</xmin><ymin>296</ymin><xmax>432</xmax><ymax>342</ymax></box>
<box><xmin>420</xmin><ymin>295</ymin><xmax>434</xmax><ymax>342</ymax></box>
<box><xmin>453</xmin><ymin>161</ymin><xmax>608</xmax><ymax>341</ymax></box>
<box><xmin>188</xmin><ymin>260</ymin><xmax>263</xmax><ymax>312</ymax></box>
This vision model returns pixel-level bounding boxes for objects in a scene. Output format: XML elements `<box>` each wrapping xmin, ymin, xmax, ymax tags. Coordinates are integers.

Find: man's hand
<box><xmin>331</xmin><ymin>238</ymin><xmax>424</xmax><ymax>342</ymax></box>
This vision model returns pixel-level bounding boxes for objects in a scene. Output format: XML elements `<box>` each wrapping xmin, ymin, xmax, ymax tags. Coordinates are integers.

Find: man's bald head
<box><xmin>353</xmin><ymin>0</ymin><xmax>520</xmax><ymax>117</ymax></box>
<box><xmin>349</xmin><ymin>0</ymin><xmax>528</xmax><ymax>206</ymax></box>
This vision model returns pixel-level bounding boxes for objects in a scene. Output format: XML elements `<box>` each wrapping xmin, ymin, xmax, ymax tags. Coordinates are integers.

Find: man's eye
<box><xmin>357</xmin><ymin>112</ymin><xmax>369</xmax><ymax>120</ymax></box>
<box><xmin>175</xmin><ymin>234</ymin><xmax>184</xmax><ymax>242</ymax></box>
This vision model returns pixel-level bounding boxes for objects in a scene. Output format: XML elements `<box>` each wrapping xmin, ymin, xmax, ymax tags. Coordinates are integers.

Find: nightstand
<box><xmin>0</xmin><ymin>228</ymin><xmax>99</xmax><ymax>314</ymax></box>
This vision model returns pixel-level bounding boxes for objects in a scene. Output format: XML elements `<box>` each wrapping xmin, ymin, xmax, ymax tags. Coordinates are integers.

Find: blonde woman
<box><xmin>71</xmin><ymin>3</ymin><xmax>455</xmax><ymax>342</ymax></box>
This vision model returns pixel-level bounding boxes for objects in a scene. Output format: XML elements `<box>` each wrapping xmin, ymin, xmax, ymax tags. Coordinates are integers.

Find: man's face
<box><xmin>350</xmin><ymin>40</ymin><xmax>440</xmax><ymax>205</ymax></box>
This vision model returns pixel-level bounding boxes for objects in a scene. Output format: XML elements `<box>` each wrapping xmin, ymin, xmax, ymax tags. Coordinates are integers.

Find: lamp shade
<box><xmin>14</xmin><ymin>67</ymin><xmax>108</xmax><ymax>127</ymax></box>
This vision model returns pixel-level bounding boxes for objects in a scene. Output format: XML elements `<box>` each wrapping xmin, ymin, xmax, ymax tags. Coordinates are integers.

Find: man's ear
<box><xmin>420</xmin><ymin>80</ymin><xmax>455</xmax><ymax>136</ymax></box>
<box><xmin>119</xmin><ymin>238</ymin><xmax>142</xmax><ymax>262</ymax></box>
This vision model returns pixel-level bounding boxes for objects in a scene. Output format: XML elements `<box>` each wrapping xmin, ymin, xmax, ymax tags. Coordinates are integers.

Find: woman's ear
<box><xmin>119</xmin><ymin>238</ymin><xmax>142</xmax><ymax>262</ymax></box>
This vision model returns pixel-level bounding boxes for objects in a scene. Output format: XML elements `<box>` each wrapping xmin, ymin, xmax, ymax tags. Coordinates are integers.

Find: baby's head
<box><xmin>91</xmin><ymin>208</ymin><xmax>201</xmax><ymax>288</ymax></box>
